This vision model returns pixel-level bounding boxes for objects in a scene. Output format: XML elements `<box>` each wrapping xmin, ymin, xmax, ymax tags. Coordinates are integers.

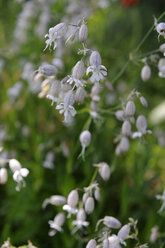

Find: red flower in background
<box><xmin>121</xmin><ymin>0</ymin><xmax>140</xmax><ymax>7</ymax></box>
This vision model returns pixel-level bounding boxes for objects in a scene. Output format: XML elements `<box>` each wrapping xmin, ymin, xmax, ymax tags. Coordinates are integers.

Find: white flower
<box><xmin>156</xmin><ymin>189</ymin><xmax>165</xmax><ymax>213</ymax></box>
<box><xmin>48</xmin><ymin>213</ymin><xmax>65</xmax><ymax>236</ymax></box>
<box><xmin>67</xmin><ymin>61</ymin><xmax>86</xmax><ymax>89</ymax></box>
<box><xmin>155</xmin><ymin>21</ymin><xmax>165</xmax><ymax>39</ymax></box>
<box><xmin>72</xmin><ymin>208</ymin><xmax>89</xmax><ymax>233</ymax></box>
<box><xmin>87</xmin><ymin>51</ymin><xmax>107</xmax><ymax>82</ymax></box>
<box><xmin>9</xmin><ymin>158</ymin><xmax>29</xmax><ymax>191</ymax></box>
<box><xmin>13</xmin><ymin>168</ymin><xmax>29</xmax><ymax>191</ymax></box>
<box><xmin>132</xmin><ymin>115</ymin><xmax>152</xmax><ymax>139</ymax></box>
<box><xmin>87</xmin><ymin>65</ymin><xmax>107</xmax><ymax>83</ymax></box>
<box><xmin>44</xmin><ymin>23</ymin><xmax>68</xmax><ymax>51</ymax></box>
<box><xmin>56</xmin><ymin>90</ymin><xmax>76</xmax><ymax>123</ymax></box>
<box><xmin>63</xmin><ymin>204</ymin><xmax>78</xmax><ymax>218</ymax></box>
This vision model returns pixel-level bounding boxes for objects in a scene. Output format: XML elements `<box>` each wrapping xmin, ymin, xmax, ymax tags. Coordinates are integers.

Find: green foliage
<box><xmin>0</xmin><ymin>0</ymin><xmax>165</xmax><ymax>247</ymax></box>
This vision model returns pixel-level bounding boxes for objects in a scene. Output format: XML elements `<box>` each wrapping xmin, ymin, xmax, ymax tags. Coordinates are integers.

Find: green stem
<box><xmin>111</xmin><ymin>11</ymin><xmax>165</xmax><ymax>85</ymax></box>
<box><xmin>133</xmin><ymin>11</ymin><xmax>165</xmax><ymax>54</ymax></box>
<box><xmin>90</xmin><ymin>168</ymin><xmax>98</xmax><ymax>186</ymax></box>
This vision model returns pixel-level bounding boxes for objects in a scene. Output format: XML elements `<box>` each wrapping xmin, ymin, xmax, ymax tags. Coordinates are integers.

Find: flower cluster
<box><xmin>115</xmin><ymin>89</ymin><xmax>152</xmax><ymax>155</ymax></box>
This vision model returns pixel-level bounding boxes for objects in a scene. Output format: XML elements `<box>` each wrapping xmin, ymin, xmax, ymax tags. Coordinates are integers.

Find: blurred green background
<box><xmin>0</xmin><ymin>0</ymin><xmax>165</xmax><ymax>247</ymax></box>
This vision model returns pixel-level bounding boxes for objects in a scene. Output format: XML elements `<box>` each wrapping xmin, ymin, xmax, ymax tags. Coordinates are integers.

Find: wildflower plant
<box><xmin>1</xmin><ymin>1</ymin><xmax>165</xmax><ymax>248</ymax></box>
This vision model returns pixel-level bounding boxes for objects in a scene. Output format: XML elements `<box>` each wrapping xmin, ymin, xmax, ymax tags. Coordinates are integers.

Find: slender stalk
<box><xmin>111</xmin><ymin>12</ymin><xmax>165</xmax><ymax>85</ymax></box>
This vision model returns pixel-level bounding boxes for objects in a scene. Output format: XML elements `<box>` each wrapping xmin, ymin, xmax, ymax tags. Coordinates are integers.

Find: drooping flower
<box><xmin>44</xmin><ymin>23</ymin><xmax>68</xmax><ymax>51</ymax></box>
<box><xmin>48</xmin><ymin>213</ymin><xmax>65</xmax><ymax>236</ymax></box>
<box><xmin>72</xmin><ymin>208</ymin><xmax>89</xmax><ymax>234</ymax></box>
<box><xmin>9</xmin><ymin>159</ymin><xmax>29</xmax><ymax>191</ymax></box>
<box><xmin>56</xmin><ymin>90</ymin><xmax>76</xmax><ymax>123</ymax></box>
<box><xmin>67</xmin><ymin>61</ymin><xmax>86</xmax><ymax>89</ymax></box>
<box><xmin>87</xmin><ymin>51</ymin><xmax>107</xmax><ymax>83</ymax></box>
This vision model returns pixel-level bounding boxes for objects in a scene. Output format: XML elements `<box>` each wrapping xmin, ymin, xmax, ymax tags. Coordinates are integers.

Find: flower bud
<box><xmin>103</xmin><ymin>216</ymin><xmax>121</xmax><ymax>229</ymax></box>
<box><xmin>108</xmin><ymin>235</ymin><xmax>120</xmax><ymax>246</ymax></box>
<box><xmin>136</xmin><ymin>115</ymin><xmax>147</xmax><ymax>134</ymax></box>
<box><xmin>86</xmin><ymin>239</ymin><xmax>97</xmax><ymax>248</ymax></box>
<box><xmin>9</xmin><ymin>159</ymin><xmax>21</xmax><ymax>172</ymax></box>
<box><xmin>52</xmin><ymin>22</ymin><xmax>68</xmax><ymax>38</ymax></box>
<box><xmin>158</xmin><ymin>58</ymin><xmax>165</xmax><ymax>70</ymax></box>
<box><xmin>49</xmin><ymin>80</ymin><xmax>61</xmax><ymax>96</ymax></box>
<box><xmin>79</xmin><ymin>24</ymin><xmax>88</xmax><ymax>43</ymax></box>
<box><xmin>141</xmin><ymin>65</ymin><xmax>151</xmax><ymax>82</ymax></box>
<box><xmin>98</xmin><ymin>162</ymin><xmax>111</xmax><ymax>181</ymax></box>
<box><xmin>119</xmin><ymin>136</ymin><xmax>130</xmax><ymax>152</ymax></box>
<box><xmin>150</xmin><ymin>226</ymin><xmax>158</xmax><ymax>243</ymax></box>
<box><xmin>159</xmin><ymin>43</ymin><xmax>165</xmax><ymax>55</ymax></box>
<box><xmin>75</xmin><ymin>87</ymin><xmax>86</xmax><ymax>103</ymax></box>
<box><xmin>54</xmin><ymin>213</ymin><xmax>65</xmax><ymax>226</ymax></box>
<box><xmin>94</xmin><ymin>188</ymin><xmax>100</xmax><ymax>201</ymax></box>
<box><xmin>39</xmin><ymin>64</ymin><xmax>57</xmax><ymax>76</ymax></box>
<box><xmin>64</xmin><ymin>90</ymin><xmax>75</xmax><ymax>106</ymax></box>
<box><xmin>91</xmin><ymin>83</ymin><xmax>102</xmax><ymax>97</ymax></box>
<box><xmin>65</xmin><ymin>33</ymin><xmax>75</xmax><ymax>47</ymax></box>
<box><xmin>82</xmin><ymin>192</ymin><xmax>89</xmax><ymax>204</ymax></box>
<box><xmin>115</xmin><ymin>110</ymin><xmax>124</xmax><ymax>121</ymax></box>
<box><xmin>125</xmin><ymin>101</ymin><xmax>136</xmax><ymax>116</ymax></box>
<box><xmin>0</xmin><ymin>168</ymin><xmax>8</xmax><ymax>184</ymax></box>
<box><xmin>121</xmin><ymin>120</ymin><xmax>131</xmax><ymax>136</ymax></box>
<box><xmin>34</xmin><ymin>73</ymin><xmax>43</xmax><ymax>82</ymax></box>
<box><xmin>72</xmin><ymin>60</ymin><xmax>85</xmax><ymax>79</ymax></box>
<box><xmin>103</xmin><ymin>239</ymin><xmax>109</xmax><ymax>248</ymax></box>
<box><xmin>80</xmin><ymin>130</ymin><xmax>91</xmax><ymax>148</ymax></box>
<box><xmin>90</xmin><ymin>101</ymin><xmax>98</xmax><ymax>112</ymax></box>
<box><xmin>50</xmin><ymin>195</ymin><xmax>66</xmax><ymax>206</ymax></box>
<box><xmin>118</xmin><ymin>224</ymin><xmax>130</xmax><ymax>241</ymax></box>
<box><xmin>77</xmin><ymin>208</ymin><xmax>86</xmax><ymax>221</ymax></box>
<box><xmin>85</xmin><ymin>197</ymin><xmax>95</xmax><ymax>214</ymax></box>
<box><xmin>67</xmin><ymin>189</ymin><xmax>79</xmax><ymax>208</ymax></box>
<box><xmin>140</xmin><ymin>96</ymin><xmax>148</xmax><ymax>107</ymax></box>
<box><xmin>90</xmin><ymin>51</ymin><xmax>101</xmax><ymax>66</ymax></box>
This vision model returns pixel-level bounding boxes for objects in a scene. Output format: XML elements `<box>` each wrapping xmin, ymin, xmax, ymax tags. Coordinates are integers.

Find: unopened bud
<box><xmin>90</xmin><ymin>51</ymin><xmax>101</xmax><ymax>66</ymax></box>
<box><xmin>75</xmin><ymin>87</ymin><xmax>86</xmax><ymax>103</ymax></box>
<box><xmin>79</xmin><ymin>24</ymin><xmax>88</xmax><ymax>43</ymax></box>
<box><xmin>141</xmin><ymin>65</ymin><xmax>151</xmax><ymax>82</ymax></box>
<box><xmin>82</xmin><ymin>192</ymin><xmax>89</xmax><ymax>204</ymax></box>
<box><xmin>67</xmin><ymin>189</ymin><xmax>79</xmax><ymax>208</ymax></box>
<box><xmin>72</xmin><ymin>60</ymin><xmax>85</xmax><ymax>79</ymax></box>
<box><xmin>103</xmin><ymin>239</ymin><xmax>109</xmax><ymax>248</ymax></box>
<box><xmin>140</xmin><ymin>96</ymin><xmax>148</xmax><ymax>107</ymax></box>
<box><xmin>97</xmin><ymin>162</ymin><xmax>111</xmax><ymax>181</ymax></box>
<box><xmin>0</xmin><ymin>168</ymin><xmax>8</xmax><ymax>184</ymax></box>
<box><xmin>118</xmin><ymin>224</ymin><xmax>130</xmax><ymax>240</ymax></box>
<box><xmin>94</xmin><ymin>188</ymin><xmax>100</xmax><ymax>201</ymax></box>
<box><xmin>103</xmin><ymin>216</ymin><xmax>121</xmax><ymax>229</ymax></box>
<box><xmin>121</xmin><ymin>120</ymin><xmax>131</xmax><ymax>136</ymax></box>
<box><xmin>125</xmin><ymin>101</ymin><xmax>136</xmax><ymax>116</ymax></box>
<box><xmin>65</xmin><ymin>33</ymin><xmax>75</xmax><ymax>47</ymax></box>
<box><xmin>119</xmin><ymin>136</ymin><xmax>130</xmax><ymax>152</ymax></box>
<box><xmin>115</xmin><ymin>110</ymin><xmax>124</xmax><ymax>121</ymax></box>
<box><xmin>80</xmin><ymin>130</ymin><xmax>91</xmax><ymax>148</ymax></box>
<box><xmin>77</xmin><ymin>208</ymin><xmax>86</xmax><ymax>221</ymax></box>
<box><xmin>85</xmin><ymin>196</ymin><xmax>95</xmax><ymax>214</ymax></box>
<box><xmin>50</xmin><ymin>195</ymin><xmax>66</xmax><ymax>206</ymax></box>
<box><xmin>136</xmin><ymin>115</ymin><xmax>147</xmax><ymax>134</ymax></box>
<box><xmin>86</xmin><ymin>239</ymin><xmax>97</xmax><ymax>248</ymax></box>
<box><xmin>39</xmin><ymin>64</ymin><xmax>57</xmax><ymax>76</ymax></box>
<box><xmin>64</xmin><ymin>90</ymin><xmax>75</xmax><ymax>106</ymax></box>
<box><xmin>159</xmin><ymin>43</ymin><xmax>165</xmax><ymax>55</ymax></box>
<box><xmin>54</xmin><ymin>213</ymin><xmax>65</xmax><ymax>226</ymax></box>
